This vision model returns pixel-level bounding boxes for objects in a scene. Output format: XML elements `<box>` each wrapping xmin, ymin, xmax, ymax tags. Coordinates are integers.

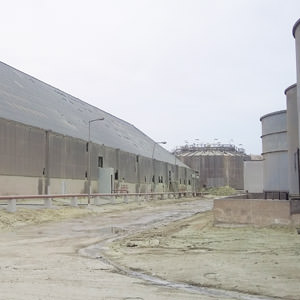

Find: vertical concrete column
<box><xmin>44</xmin><ymin>198</ymin><xmax>52</xmax><ymax>208</ymax></box>
<box><xmin>285</xmin><ymin>84</ymin><xmax>299</xmax><ymax>195</ymax></box>
<box><xmin>45</xmin><ymin>130</ymin><xmax>51</xmax><ymax>195</ymax></box>
<box><xmin>45</xmin><ymin>185</ymin><xmax>52</xmax><ymax>208</ymax></box>
<box><xmin>124</xmin><ymin>194</ymin><xmax>128</xmax><ymax>204</ymax></box>
<box><xmin>115</xmin><ymin>149</ymin><xmax>120</xmax><ymax>191</ymax></box>
<box><xmin>152</xmin><ymin>159</ymin><xmax>156</xmax><ymax>193</ymax></box>
<box><xmin>136</xmin><ymin>155</ymin><xmax>141</xmax><ymax>193</ymax></box>
<box><xmin>71</xmin><ymin>197</ymin><xmax>78</xmax><ymax>207</ymax></box>
<box><xmin>137</xmin><ymin>194</ymin><xmax>142</xmax><ymax>205</ymax></box>
<box><xmin>7</xmin><ymin>199</ymin><xmax>16</xmax><ymax>213</ymax></box>
<box><xmin>94</xmin><ymin>196</ymin><xmax>102</xmax><ymax>205</ymax></box>
<box><xmin>62</xmin><ymin>181</ymin><xmax>66</xmax><ymax>194</ymax></box>
<box><xmin>111</xmin><ymin>194</ymin><xmax>116</xmax><ymax>204</ymax></box>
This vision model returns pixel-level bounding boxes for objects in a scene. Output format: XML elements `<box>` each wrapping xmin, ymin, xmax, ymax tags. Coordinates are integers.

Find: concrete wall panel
<box><xmin>0</xmin><ymin>119</ymin><xmax>45</xmax><ymax>177</ymax></box>
<box><xmin>0</xmin><ymin>175</ymin><xmax>43</xmax><ymax>195</ymax></box>
<box><xmin>214</xmin><ymin>198</ymin><xmax>298</xmax><ymax>226</ymax></box>
<box><xmin>119</xmin><ymin>150</ymin><xmax>137</xmax><ymax>183</ymax></box>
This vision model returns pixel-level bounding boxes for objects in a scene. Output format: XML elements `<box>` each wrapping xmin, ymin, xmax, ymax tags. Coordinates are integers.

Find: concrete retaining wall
<box><xmin>214</xmin><ymin>198</ymin><xmax>300</xmax><ymax>226</ymax></box>
<box><xmin>291</xmin><ymin>199</ymin><xmax>300</xmax><ymax>214</ymax></box>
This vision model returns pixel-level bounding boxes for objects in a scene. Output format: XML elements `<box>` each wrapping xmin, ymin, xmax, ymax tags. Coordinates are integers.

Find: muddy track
<box><xmin>79</xmin><ymin>216</ymin><xmax>279</xmax><ymax>300</ymax></box>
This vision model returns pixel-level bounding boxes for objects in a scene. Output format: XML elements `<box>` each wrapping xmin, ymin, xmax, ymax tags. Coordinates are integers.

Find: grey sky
<box><xmin>0</xmin><ymin>0</ymin><xmax>299</xmax><ymax>154</ymax></box>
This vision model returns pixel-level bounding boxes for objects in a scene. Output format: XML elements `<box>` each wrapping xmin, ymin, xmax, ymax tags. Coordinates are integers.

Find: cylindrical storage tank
<box><xmin>293</xmin><ymin>19</ymin><xmax>300</xmax><ymax>144</ymax></box>
<box><xmin>260</xmin><ymin>110</ymin><xmax>288</xmax><ymax>193</ymax></box>
<box><xmin>285</xmin><ymin>84</ymin><xmax>299</xmax><ymax>195</ymax></box>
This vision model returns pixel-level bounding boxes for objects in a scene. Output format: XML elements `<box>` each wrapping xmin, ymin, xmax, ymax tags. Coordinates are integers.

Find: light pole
<box><xmin>150</xmin><ymin>141</ymin><xmax>167</xmax><ymax>193</ymax></box>
<box><xmin>88</xmin><ymin>117</ymin><xmax>104</xmax><ymax>205</ymax></box>
<box><xmin>173</xmin><ymin>149</ymin><xmax>178</xmax><ymax>193</ymax></box>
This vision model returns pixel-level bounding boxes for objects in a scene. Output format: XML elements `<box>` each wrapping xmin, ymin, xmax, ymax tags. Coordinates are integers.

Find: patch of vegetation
<box><xmin>203</xmin><ymin>185</ymin><xmax>237</xmax><ymax>196</ymax></box>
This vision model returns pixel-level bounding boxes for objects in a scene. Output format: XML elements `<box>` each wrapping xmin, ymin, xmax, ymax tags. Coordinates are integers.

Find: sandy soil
<box><xmin>107</xmin><ymin>211</ymin><xmax>300</xmax><ymax>300</ymax></box>
<box><xmin>0</xmin><ymin>198</ymin><xmax>216</xmax><ymax>300</ymax></box>
<box><xmin>0</xmin><ymin>197</ymin><xmax>299</xmax><ymax>299</ymax></box>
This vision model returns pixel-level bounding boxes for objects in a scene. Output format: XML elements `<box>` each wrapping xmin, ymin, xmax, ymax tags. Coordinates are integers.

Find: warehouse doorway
<box><xmin>98</xmin><ymin>168</ymin><xmax>114</xmax><ymax>193</ymax></box>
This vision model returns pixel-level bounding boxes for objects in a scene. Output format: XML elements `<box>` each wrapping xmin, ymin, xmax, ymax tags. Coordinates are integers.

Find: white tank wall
<box><xmin>263</xmin><ymin>152</ymin><xmax>288</xmax><ymax>192</ymax></box>
<box><xmin>261</xmin><ymin>110</ymin><xmax>287</xmax><ymax>136</ymax></box>
<box><xmin>261</xmin><ymin>132</ymin><xmax>287</xmax><ymax>154</ymax></box>
<box><xmin>293</xmin><ymin>20</ymin><xmax>300</xmax><ymax>146</ymax></box>
<box><xmin>244</xmin><ymin>160</ymin><xmax>263</xmax><ymax>193</ymax></box>
<box><xmin>285</xmin><ymin>84</ymin><xmax>299</xmax><ymax>195</ymax></box>
<box><xmin>260</xmin><ymin>110</ymin><xmax>288</xmax><ymax>192</ymax></box>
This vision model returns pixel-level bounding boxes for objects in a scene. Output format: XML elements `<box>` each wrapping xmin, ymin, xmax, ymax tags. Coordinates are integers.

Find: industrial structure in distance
<box><xmin>174</xmin><ymin>143</ymin><xmax>248</xmax><ymax>191</ymax></box>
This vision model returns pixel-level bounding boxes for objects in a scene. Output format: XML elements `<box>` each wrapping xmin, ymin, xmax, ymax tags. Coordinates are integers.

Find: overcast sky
<box><xmin>1</xmin><ymin>0</ymin><xmax>300</xmax><ymax>154</ymax></box>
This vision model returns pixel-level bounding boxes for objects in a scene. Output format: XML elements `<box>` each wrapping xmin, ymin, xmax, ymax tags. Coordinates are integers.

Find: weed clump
<box><xmin>203</xmin><ymin>185</ymin><xmax>237</xmax><ymax>196</ymax></box>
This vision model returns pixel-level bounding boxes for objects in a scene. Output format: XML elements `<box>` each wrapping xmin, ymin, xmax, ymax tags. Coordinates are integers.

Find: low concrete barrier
<box><xmin>290</xmin><ymin>199</ymin><xmax>300</xmax><ymax>214</ymax></box>
<box><xmin>214</xmin><ymin>198</ymin><xmax>300</xmax><ymax>226</ymax></box>
<box><xmin>0</xmin><ymin>192</ymin><xmax>196</xmax><ymax>212</ymax></box>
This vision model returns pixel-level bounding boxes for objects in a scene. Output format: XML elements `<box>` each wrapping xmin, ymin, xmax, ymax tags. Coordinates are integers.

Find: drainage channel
<box><xmin>99</xmin><ymin>253</ymin><xmax>278</xmax><ymax>300</ymax></box>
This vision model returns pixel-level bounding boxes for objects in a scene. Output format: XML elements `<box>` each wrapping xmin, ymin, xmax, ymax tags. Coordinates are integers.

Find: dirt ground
<box><xmin>0</xmin><ymin>197</ymin><xmax>299</xmax><ymax>299</ymax></box>
<box><xmin>107</xmin><ymin>211</ymin><xmax>300</xmax><ymax>300</ymax></box>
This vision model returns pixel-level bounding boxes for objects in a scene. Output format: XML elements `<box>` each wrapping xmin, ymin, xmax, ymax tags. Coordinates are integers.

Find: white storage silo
<box><xmin>260</xmin><ymin>110</ymin><xmax>288</xmax><ymax>196</ymax></box>
<box><xmin>293</xmin><ymin>19</ymin><xmax>300</xmax><ymax>145</ymax></box>
<box><xmin>285</xmin><ymin>84</ymin><xmax>299</xmax><ymax>195</ymax></box>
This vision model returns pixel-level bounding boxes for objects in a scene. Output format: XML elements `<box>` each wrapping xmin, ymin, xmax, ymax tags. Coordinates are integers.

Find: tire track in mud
<box><xmin>96</xmin><ymin>252</ymin><xmax>278</xmax><ymax>300</ymax></box>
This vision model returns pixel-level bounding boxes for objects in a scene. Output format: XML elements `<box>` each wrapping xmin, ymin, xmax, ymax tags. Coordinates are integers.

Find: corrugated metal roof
<box><xmin>0</xmin><ymin>61</ymin><xmax>187</xmax><ymax>167</ymax></box>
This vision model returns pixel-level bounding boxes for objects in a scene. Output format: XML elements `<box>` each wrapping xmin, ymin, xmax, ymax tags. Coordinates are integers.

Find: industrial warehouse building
<box><xmin>0</xmin><ymin>61</ymin><xmax>194</xmax><ymax>196</ymax></box>
<box><xmin>175</xmin><ymin>144</ymin><xmax>248</xmax><ymax>190</ymax></box>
